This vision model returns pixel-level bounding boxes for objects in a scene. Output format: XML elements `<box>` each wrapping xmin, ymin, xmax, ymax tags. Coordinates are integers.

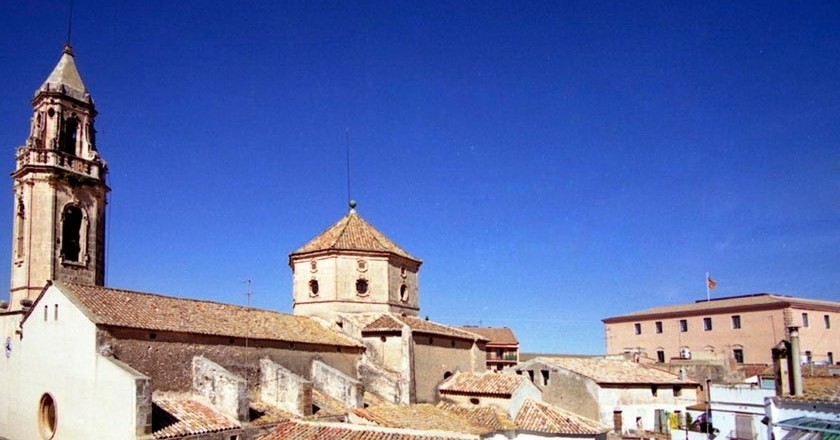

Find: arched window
<box><xmin>309</xmin><ymin>279</ymin><xmax>319</xmax><ymax>297</ymax></box>
<box><xmin>400</xmin><ymin>284</ymin><xmax>408</xmax><ymax>302</ymax></box>
<box><xmin>356</xmin><ymin>279</ymin><xmax>368</xmax><ymax>296</ymax></box>
<box><xmin>61</xmin><ymin>206</ymin><xmax>83</xmax><ymax>262</ymax></box>
<box><xmin>60</xmin><ymin>117</ymin><xmax>79</xmax><ymax>156</ymax></box>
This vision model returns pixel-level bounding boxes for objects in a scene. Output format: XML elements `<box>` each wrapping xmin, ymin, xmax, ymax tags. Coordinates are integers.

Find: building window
<box><xmin>651</xmin><ymin>385</ymin><xmax>658</xmax><ymax>397</ymax></box>
<box><xmin>733</xmin><ymin>348</ymin><xmax>744</xmax><ymax>364</ymax></box>
<box><xmin>357</xmin><ymin>259</ymin><xmax>367</xmax><ymax>272</ymax></box>
<box><xmin>634</xmin><ymin>323</ymin><xmax>641</xmax><ymax>335</ymax></box>
<box><xmin>400</xmin><ymin>284</ymin><xmax>408</xmax><ymax>302</ymax></box>
<box><xmin>59</xmin><ymin>116</ymin><xmax>79</xmax><ymax>156</ymax></box>
<box><xmin>679</xmin><ymin>319</ymin><xmax>688</xmax><ymax>332</ymax></box>
<box><xmin>805</xmin><ymin>350</ymin><xmax>812</xmax><ymax>364</ymax></box>
<box><xmin>44</xmin><ymin>305</ymin><xmax>48</xmax><ymax>321</ymax></box>
<box><xmin>703</xmin><ymin>317</ymin><xmax>712</xmax><ymax>331</ymax></box>
<box><xmin>825</xmin><ymin>315</ymin><xmax>831</xmax><ymax>329</ymax></box>
<box><xmin>309</xmin><ymin>260</ymin><xmax>317</xmax><ymax>272</ymax></box>
<box><xmin>731</xmin><ymin>315</ymin><xmax>741</xmax><ymax>329</ymax></box>
<box><xmin>828</xmin><ymin>352</ymin><xmax>834</xmax><ymax>365</ymax></box>
<box><xmin>541</xmin><ymin>370</ymin><xmax>550</xmax><ymax>386</ymax></box>
<box><xmin>38</xmin><ymin>393</ymin><xmax>57</xmax><ymax>439</ymax></box>
<box><xmin>356</xmin><ymin>279</ymin><xmax>368</xmax><ymax>296</ymax></box>
<box><xmin>54</xmin><ymin>304</ymin><xmax>58</xmax><ymax>321</ymax></box>
<box><xmin>469</xmin><ymin>398</ymin><xmax>480</xmax><ymax>405</ymax></box>
<box><xmin>802</xmin><ymin>313</ymin><xmax>809</xmax><ymax>327</ymax></box>
<box><xmin>673</xmin><ymin>386</ymin><xmax>682</xmax><ymax>397</ymax></box>
<box><xmin>61</xmin><ymin>206</ymin><xmax>83</xmax><ymax>263</ymax></box>
<box><xmin>655</xmin><ymin>321</ymin><xmax>663</xmax><ymax>334</ymax></box>
<box><xmin>657</xmin><ymin>350</ymin><xmax>665</xmax><ymax>363</ymax></box>
<box><xmin>308</xmin><ymin>279</ymin><xmax>319</xmax><ymax>297</ymax></box>
<box><xmin>528</xmin><ymin>370</ymin><xmax>535</xmax><ymax>383</ymax></box>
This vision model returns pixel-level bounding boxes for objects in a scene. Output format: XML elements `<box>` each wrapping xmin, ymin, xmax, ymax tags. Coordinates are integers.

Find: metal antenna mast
<box><xmin>66</xmin><ymin>0</ymin><xmax>74</xmax><ymax>43</ymax></box>
<box><xmin>345</xmin><ymin>128</ymin><xmax>352</xmax><ymax>207</ymax></box>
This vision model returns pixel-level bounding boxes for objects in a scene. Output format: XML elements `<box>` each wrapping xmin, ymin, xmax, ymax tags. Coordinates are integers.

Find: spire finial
<box><xmin>349</xmin><ymin>199</ymin><xmax>357</xmax><ymax>212</ymax></box>
<box><xmin>62</xmin><ymin>42</ymin><xmax>74</xmax><ymax>56</ymax></box>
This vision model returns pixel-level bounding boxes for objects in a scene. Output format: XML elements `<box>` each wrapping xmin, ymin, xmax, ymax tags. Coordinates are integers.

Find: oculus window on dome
<box><xmin>356</xmin><ymin>279</ymin><xmax>368</xmax><ymax>296</ymax></box>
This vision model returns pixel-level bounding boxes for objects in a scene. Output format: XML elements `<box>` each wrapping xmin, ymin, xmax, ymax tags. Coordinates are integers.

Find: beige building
<box><xmin>513</xmin><ymin>356</ymin><xmax>699</xmax><ymax>435</ymax></box>
<box><xmin>456</xmin><ymin>326</ymin><xmax>520</xmax><ymax>371</ymax></box>
<box><xmin>602</xmin><ymin>294</ymin><xmax>840</xmax><ymax>366</ymax></box>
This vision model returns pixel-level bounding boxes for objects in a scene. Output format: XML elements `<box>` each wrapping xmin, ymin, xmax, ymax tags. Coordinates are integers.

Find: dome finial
<box><xmin>349</xmin><ymin>199</ymin><xmax>357</xmax><ymax>211</ymax></box>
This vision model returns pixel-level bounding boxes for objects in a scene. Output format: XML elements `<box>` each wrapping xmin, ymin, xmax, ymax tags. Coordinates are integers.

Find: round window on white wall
<box><xmin>38</xmin><ymin>393</ymin><xmax>57</xmax><ymax>439</ymax></box>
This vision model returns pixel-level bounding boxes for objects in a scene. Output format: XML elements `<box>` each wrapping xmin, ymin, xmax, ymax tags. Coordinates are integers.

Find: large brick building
<box><xmin>602</xmin><ymin>293</ymin><xmax>840</xmax><ymax>366</ymax></box>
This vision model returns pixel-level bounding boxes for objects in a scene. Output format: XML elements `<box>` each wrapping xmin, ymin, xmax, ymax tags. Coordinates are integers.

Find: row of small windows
<box><xmin>308</xmin><ymin>278</ymin><xmax>410</xmax><ymax>302</ymax></box>
<box><xmin>309</xmin><ymin>259</ymin><xmax>409</xmax><ymax>278</ymax></box>
<box><xmin>635</xmin><ymin>315</ymin><xmax>744</xmax><ymax>335</ymax></box>
<box><xmin>635</xmin><ymin>313</ymin><xmax>832</xmax><ymax>335</ymax></box>
<box><xmin>654</xmin><ymin>347</ymin><xmax>746</xmax><ymax>364</ymax></box>
<box><xmin>801</xmin><ymin>313</ymin><xmax>831</xmax><ymax>329</ymax></box>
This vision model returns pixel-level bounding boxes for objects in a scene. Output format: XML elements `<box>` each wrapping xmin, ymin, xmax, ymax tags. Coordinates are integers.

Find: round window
<box><xmin>38</xmin><ymin>393</ymin><xmax>57</xmax><ymax>439</ymax></box>
<box><xmin>356</xmin><ymin>279</ymin><xmax>369</xmax><ymax>296</ymax></box>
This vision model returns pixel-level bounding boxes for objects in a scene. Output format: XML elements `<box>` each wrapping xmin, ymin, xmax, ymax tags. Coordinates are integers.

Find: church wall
<box><xmin>0</xmin><ymin>285</ymin><xmax>143</xmax><ymax>439</ymax></box>
<box><xmin>387</xmin><ymin>256</ymin><xmax>420</xmax><ymax>314</ymax></box>
<box><xmin>411</xmin><ymin>335</ymin><xmax>479</xmax><ymax>404</ymax></box>
<box><xmin>101</xmin><ymin>327</ymin><xmax>363</xmax><ymax>393</ymax></box>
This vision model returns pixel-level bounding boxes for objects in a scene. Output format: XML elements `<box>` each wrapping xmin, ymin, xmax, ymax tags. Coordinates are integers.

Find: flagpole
<box><xmin>706</xmin><ymin>272</ymin><xmax>710</xmax><ymax>302</ymax></box>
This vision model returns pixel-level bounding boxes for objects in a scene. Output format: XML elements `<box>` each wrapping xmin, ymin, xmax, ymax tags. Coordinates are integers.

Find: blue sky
<box><xmin>1</xmin><ymin>1</ymin><xmax>838</xmax><ymax>354</ymax></box>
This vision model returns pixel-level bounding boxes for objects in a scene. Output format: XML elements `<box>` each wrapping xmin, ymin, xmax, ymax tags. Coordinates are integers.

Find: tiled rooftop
<box><xmin>437</xmin><ymin>403</ymin><xmax>516</xmax><ymax>431</ymax></box>
<box><xmin>515</xmin><ymin>399</ymin><xmax>610</xmax><ymax>435</ymax></box>
<box><xmin>309</xmin><ymin>389</ymin><xmax>354</xmax><ymax>420</ymax></box>
<box><xmin>784</xmin><ymin>377</ymin><xmax>840</xmax><ymax>403</ymax></box>
<box><xmin>454</xmin><ymin>326</ymin><xmax>518</xmax><ymax>345</ymax></box>
<box><xmin>291</xmin><ymin>209</ymin><xmax>419</xmax><ymax>262</ymax></box>
<box><xmin>153</xmin><ymin>395</ymin><xmax>239</xmax><ymax>439</ymax></box>
<box><xmin>363</xmin><ymin>314</ymin><xmax>487</xmax><ymax>341</ymax></box>
<box><xmin>604</xmin><ymin>293</ymin><xmax>840</xmax><ymax>322</ymax></box>
<box><xmin>526</xmin><ymin>356</ymin><xmax>696</xmax><ymax>385</ymax></box>
<box><xmin>259</xmin><ymin>420</ymin><xmax>480</xmax><ymax>440</ymax></box>
<box><xmin>56</xmin><ymin>281</ymin><xmax>361</xmax><ymax>348</ymax></box>
<box><xmin>353</xmin><ymin>403</ymin><xmax>490</xmax><ymax>435</ymax></box>
<box><xmin>438</xmin><ymin>371</ymin><xmax>527</xmax><ymax>396</ymax></box>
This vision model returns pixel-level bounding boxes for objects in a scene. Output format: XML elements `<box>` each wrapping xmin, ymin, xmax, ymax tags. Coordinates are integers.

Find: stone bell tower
<box><xmin>8</xmin><ymin>44</ymin><xmax>109</xmax><ymax>310</ymax></box>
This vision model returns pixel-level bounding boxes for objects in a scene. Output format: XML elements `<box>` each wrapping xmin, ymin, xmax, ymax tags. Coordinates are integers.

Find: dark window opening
<box><xmin>59</xmin><ymin>117</ymin><xmax>79</xmax><ymax>156</ymax></box>
<box><xmin>655</xmin><ymin>321</ymin><xmax>663</xmax><ymax>333</ymax></box>
<box><xmin>541</xmin><ymin>370</ymin><xmax>550</xmax><ymax>386</ymax></box>
<box><xmin>828</xmin><ymin>352</ymin><xmax>834</xmax><ymax>365</ymax></box>
<box><xmin>44</xmin><ymin>305</ymin><xmax>48</xmax><ymax>321</ymax></box>
<box><xmin>733</xmin><ymin>348</ymin><xmax>744</xmax><ymax>364</ymax></box>
<box><xmin>703</xmin><ymin>317</ymin><xmax>713</xmax><ymax>331</ymax></box>
<box><xmin>657</xmin><ymin>350</ymin><xmax>665</xmax><ymax>363</ymax></box>
<box><xmin>54</xmin><ymin>304</ymin><xmax>58</xmax><ymax>321</ymax></box>
<box><xmin>356</xmin><ymin>279</ymin><xmax>368</xmax><ymax>295</ymax></box>
<box><xmin>61</xmin><ymin>206</ymin><xmax>82</xmax><ymax>262</ymax></box>
<box><xmin>527</xmin><ymin>370</ymin><xmax>535</xmax><ymax>383</ymax></box>
<box><xmin>679</xmin><ymin>319</ymin><xmax>688</xmax><ymax>332</ymax></box>
<box><xmin>634</xmin><ymin>323</ymin><xmax>641</xmax><ymax>335</ymax></box>
<box><xmin>149</xmin><ymin>333</ymin><xmax>157</xmax><ymax>340</ymax></box>
<box><xmin>732</xmin><ymin>315</ymin><xmax>741</xmax><ymax>329</ymax></box>
<box><xmin>38</xmin><ymin>393</ymin><xmax>57</xmax><ymax>439</ymax></box>
<box><xmin>805</xmin><ymin>350</ymin><xmax>812</xmax><ymax>364</ymax></box>
<box><xmin>309</xmin><ymin>279</ymin><xmax>319</xmax><ymax>296</ymax></box>
<box><xmin>651</xmin><ymin>385</ymin><xmax>658</xmax><ymax>396</ymax></box>
<box><xmin>825</xmin><ymin>315</ymin><xmax>831</xmax><ymax>329</ymax></box>
<box><xmin>469</xmin><ymin>398</ymin><xmax>480</xmax><ymax>405</ymax></box>
<box><xmin>802</xmin><ymin>313</ymin><xmax>809</xmax><ymax>327</ymax></box>
<box><xmin>443</xmin><ymin>371</ymin><xmax>453</xmax><ymax>380</ymax></box>
<box><xmin>400</xmin><ymin>284</ymin><xmax>408</xmax><ymax>302</ymax></box>
<box><xmin>673</xmin><ymin>386</ymin><xmax>682</xmax><ymax>397</ymax></box>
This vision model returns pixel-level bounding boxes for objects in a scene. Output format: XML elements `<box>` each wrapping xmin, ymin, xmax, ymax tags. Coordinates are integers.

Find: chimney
<box><xmin>788</xmin><ymin>326</ymin><xmax>803</xmax><ymax>396</ymax></box>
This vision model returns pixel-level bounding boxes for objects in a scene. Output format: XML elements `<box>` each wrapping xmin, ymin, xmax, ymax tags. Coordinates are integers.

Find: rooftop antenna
<box><xmin>345</xmin><ymin>128</ymin><xmax>352</xmax><ymax>209</ymax></box>
<box><xmin>66</xmin><ymin>0</ymin><xmax>74</xmax><ymax>44</ymax></box>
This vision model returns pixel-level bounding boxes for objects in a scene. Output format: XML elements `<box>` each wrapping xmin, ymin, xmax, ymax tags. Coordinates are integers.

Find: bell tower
<box><xmin>9</xmin><ymin>44</ymin><xmax>109</xmax><ymax>310</ymax></box>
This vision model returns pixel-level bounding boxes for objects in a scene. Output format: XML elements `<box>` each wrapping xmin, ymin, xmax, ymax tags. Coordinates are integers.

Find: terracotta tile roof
<box><xmin>259</xmin><ymin>420</ymin><xmax>480</xmax><ymax>439</ymax></box>
<box><xmin>291</xmin><ymin>210</ymin><xmax>419</xmax><ymax>262</ymax></box>
<box><xmin>526</xmin><ymin>356</ymin><xmax>696</xmax><ymax>385</ymax></box>
<box><xmin>454</xmin><ymin>326</ymin><xmax>518</xmax><ymax>345</ymax></box>
<box><xmin>363</xmin><ymin>314</ymin><xmax>487</xmax><ymax>341</ymax></box>
<box><xmin>55</xmin><ymin>281</ymin><xmax>361</xmax><ymax>348</ymax></box>
<box><xmin>782</xmin><ymin>377</ymin><xmax>840</xmax><ymax>403</ymax></box>
<box><xmin>309</xmin><ymin>389</ymin><xmax>353</xmax><ymax>420</ymax></box>
<box><xmin>249</xmin><ymin>399</ymin><xmax>295</xmax><ymax>426</ymax></box>
<box><xmin>738</xmin><ymin>364</ymin><xmax>771</xmax><ymax>379</ymax></box>
<box><xmin>603</xmin><ymin>293</ymin><xmax>840</xmax><ymax>322</ymax></box>
<box><xmin>437</xmin><ymin>403</ymin><xmax>516</xmax><ymax>431</ymax></box>
<box><xmin>353</xmin><ymin>403</ymin><xmax>491</xmax><ymax>435</ymax></box>
<box><xmin>153</xmin><ymin>395</ymin><xmax>239</xmax><ymax>439</ymax></box>
<box><xmin>439</xmin><ymin>371</ymin><xmax>526</xmax><ymax>396</ymax></box>
<box><xmin>515</xmin><ymin>399</ymin><xmax>610</xmax><ymax>435</ymax></box>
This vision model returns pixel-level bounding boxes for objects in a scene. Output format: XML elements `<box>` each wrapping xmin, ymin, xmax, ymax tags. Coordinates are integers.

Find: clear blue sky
<box><xmin>1</xmin><ymin>1</ymin><xmax>838</xmax><ymax>354</ymax></box>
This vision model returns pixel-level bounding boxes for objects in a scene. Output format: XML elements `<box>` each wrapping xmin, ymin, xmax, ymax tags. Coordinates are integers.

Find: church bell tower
<box><xmin>8</xmin><ymin>44</ymin><xmax>108</xmax><ymax>310</ymax></box>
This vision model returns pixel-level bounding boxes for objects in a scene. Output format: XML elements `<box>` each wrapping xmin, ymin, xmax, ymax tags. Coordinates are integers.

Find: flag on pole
<box><xmin>707</xmin><ymin>276</ymin><xmax>717</xmax><ymax>290</ymax></box>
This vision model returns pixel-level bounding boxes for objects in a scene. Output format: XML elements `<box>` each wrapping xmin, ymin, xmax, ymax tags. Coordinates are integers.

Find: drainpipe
<box><xmin>788</xmin><ymin>326</ymin><xmax>803</xmax><ymax>396</ymax></box>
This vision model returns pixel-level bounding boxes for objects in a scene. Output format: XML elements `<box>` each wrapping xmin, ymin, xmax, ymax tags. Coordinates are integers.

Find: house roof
<box><xmin>515</xmin><ymin>399</ymin><xmax>610</xmax><ymax>435</ymax></box>
<box><xmin>152</xmin><ymin>395</ymin><xmax>239</xmax><ymax>439</ymax></box>
<box><xmin>353</xmin><ymin>403</ymin><xmax>491</xmax><ymax>435</ymax></box>
<box><xmin>260</xmin><ymin>420</ymin><xmax>480</xmax><ymax>440</ymax></box>
<box><xmin>453</xmin><ymin>326</ymin><xmax>518</xmax><ymax>345</ymax></box>
<box><xmin>603</xmin><ymin>293</ymin><xmax>840</xmax><ymax>323</ymax></box>
<box><xmin>438</xmin><ymin>371</ymin><xmax>527</xmax><ymax>396</ymax></box>
<box><xmin>38</xmin><ymin>43</ymin><xmax>89</xmax><ymax>102</ymax></box>
<box><xmin>436</xmin><ymin>403</ymin><xmax>517</xmax><ymax>431</ymax></box>
<box><xmin>523</xmin><ymin>356</ymin><xmax>696</xmax><ymax>385</ymax></box>
<box><xmin>781</xmin><ymin>377</ymin><xmax>840</xmax><ymax>403</ymax></box>
<box><xmin>290</xmin><ymin>208</ymin><xmax>420</xmax><ymax>263</ymax></box>
<box><xmin>363</xmin><ymin>314</ymin><xmax>487</xmax><ymax>341</ymax></box>
<box><xmin>54</xmin><ymin>281</ymin><xmax>361</xmax><ymax>348</ymax></box>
